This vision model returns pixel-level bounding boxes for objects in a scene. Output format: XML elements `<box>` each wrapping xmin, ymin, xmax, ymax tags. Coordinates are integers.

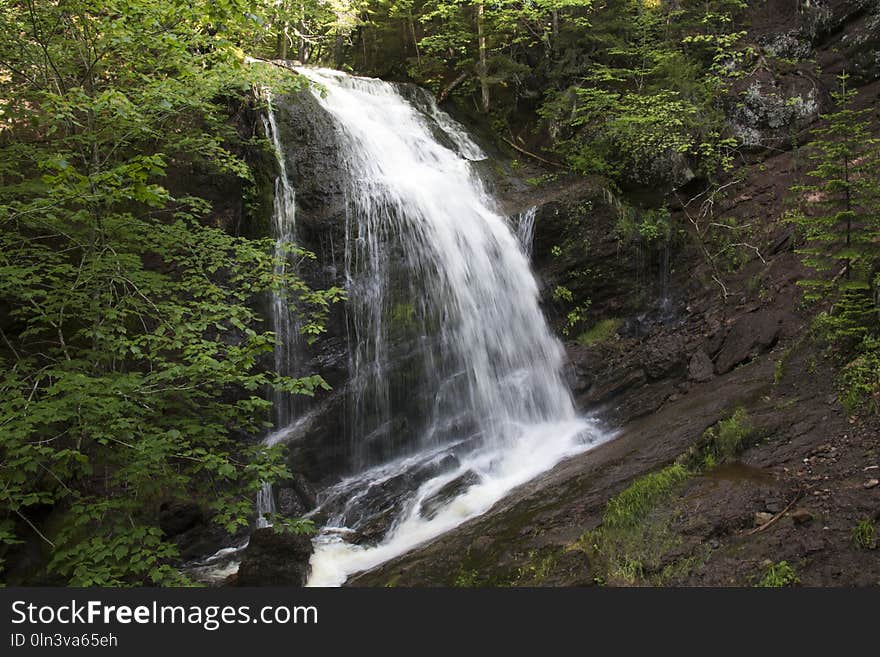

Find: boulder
<box><xmin>236</xmin><ymin>527</ymin><xmax>314</xmax><ymax>587</ymax></box>
<box><xmin>275</xmin><ymin>473</ymin><xmax>319</xmax><ymax>518</ymax></box>
<box><xmin>688</xmin><ymin>350</ymin><xmax>715</xmax><ymax>383</ymax></box>
<box><xmin>641</xmin><ymin>333</ymin><xmax>686</xmax><ymax>379</ymax></box>
<box><xmin>791</xmin><ymin>508</ymin><xmax>814</xmax><ymax>525</ymax></box>
<box><xmin>715</xmin><ymin>310</ymin><xmax>786</xmax><ymax>374</ymax></box>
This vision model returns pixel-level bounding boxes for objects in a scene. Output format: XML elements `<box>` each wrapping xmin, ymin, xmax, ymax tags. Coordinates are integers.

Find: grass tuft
<box><xmin>603</xmin><ymin>463</ymin><xmax>690</xmax><ymax>530</ymax></box>
<box><xmin>851</xmin><ymin>518</ymin><xmax>877</xmax><ymax>550</ymax></box>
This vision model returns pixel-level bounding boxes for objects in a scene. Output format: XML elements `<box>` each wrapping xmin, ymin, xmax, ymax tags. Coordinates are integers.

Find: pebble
<box><xmin>790</xmin><ymin>508</ymin><xmax>813</xmax><ymax>525</ymax></box>
<box><xmin>864</xmin><ymin>479</ymin><xmax>879</xmax><ymax>489</ymax></box>
<box><xmin>754</xmin><ymin>511</ymin><xmax>774</xmax><ymax>526</ymax></box>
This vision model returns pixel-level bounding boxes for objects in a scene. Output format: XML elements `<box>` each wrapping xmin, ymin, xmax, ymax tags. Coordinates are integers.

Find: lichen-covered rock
<box><xmin>729</xmin><ymin>75</ymin><xmax>821</xmax><ymax>150</ymax></box>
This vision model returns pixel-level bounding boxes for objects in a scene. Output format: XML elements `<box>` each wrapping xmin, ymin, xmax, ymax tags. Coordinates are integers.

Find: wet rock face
<box><xmin>529</xmin><ymin>185</ymin><xmax>651</xmax><ymax>323</ymax></box>
<box><xmin>642</xmin><ymin>333</ymin><xmax>687</xmax><ymax>380</ymax></box>
<box><xmin>418</xmin><ymin>471</ymin><xmax>481</xmax><ymax>520</ymax></box>
<box><xmin>750</xmin><ymin>0</ymin><xmax>880</xmax><ymax>83</ymax></box>
<box><xmin>236</xmin><ymin>527</ymin><xmax>314</xmax><ymax>586</ymax></box>
<box><xmin>316</xmin><ymin>451</ymin><xmax>467</xmax><ymax>546</ymax></box>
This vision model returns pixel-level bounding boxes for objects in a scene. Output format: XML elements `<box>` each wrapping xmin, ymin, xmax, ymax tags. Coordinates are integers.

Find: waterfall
<box><xmin>256</xmin><ymin>92</ymin><xmax>304</xmax><ymax>528</ymax></box>
<box><xmin>274</xmin><ymin>69</ymin><xmax>607</xmax><ymax>586</ymax></box>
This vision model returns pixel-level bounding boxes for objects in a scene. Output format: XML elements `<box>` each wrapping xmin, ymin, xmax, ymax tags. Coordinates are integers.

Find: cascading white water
<box><xmin>256</xmin><ymin>93</ymin><xmax>303</xmax><ymax>528</ymax></box>
<box><xmin>286</xmin><ymin>69</ymin><xmax>608</xmax><ymax>586</ymax></box>
<box><xmin>514</xmin><ymin>206</ymin><xmax>538</xmax><ymax>257</ymax></box>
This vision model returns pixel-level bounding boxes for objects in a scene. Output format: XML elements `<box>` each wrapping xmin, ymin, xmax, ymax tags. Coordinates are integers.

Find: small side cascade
<box><xmin>513</xmin><ymin>206</ymin><xmax>538</xmax><ymax>257</ymax></box>
<box><xmin>256</xmin><ymin>90</ymin><xmax>306</xmax><ymax>528</ymax></box>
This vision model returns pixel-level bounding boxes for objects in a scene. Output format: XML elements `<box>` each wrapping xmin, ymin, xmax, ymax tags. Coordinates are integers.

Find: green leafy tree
<box><xmin>538</xmin><ymin>0</ymin><xmax>745</xmax><ymax>184</ymax></box>
<box><xmin>0</xmin><ymin>0</ymin><xmax>340</xmax><ymax>585</ymax></box>
<box><xmin>245</xmin><ymin>0</ymin><xmax>364</xmax><ymax>64</ymax></box>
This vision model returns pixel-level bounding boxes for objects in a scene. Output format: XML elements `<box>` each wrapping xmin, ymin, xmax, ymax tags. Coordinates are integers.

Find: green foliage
<box><xmin>453</xmin><ymin>566</ymin><xmax>480</xmax><ymax>588</ymax></box>
<box><xmin>0</xmin><ymin>0</ymin><xmax>337</xmax><ymax>585</ymax></box>
<box><xmin>839</xmin><ymin>337</ymin><xmax>880</xmax><ymax>414</ymax></box>
<box><xmin>564</xmin><ymin>303</ymin><xmax>592</xmax><ymax>337</ymax></box>
<box><xmin>576</xmin><ymin>463</ymin><xmax>694</xmax><ymax>585</ymax></box>
<box><xmin>511</xmin><ymin>549</ymin><xmax>559</xmax><ymax>585</ymax></box>
<box><xmin>851</xmin><ymin>519</ymin><xmax>877</xmax><ymax>550</ymax></box>
<box><xmin>602</xmin><ymin>463</ymin><xmax>690</xmax><ymax>530</ymax></box>
<box><xmin>577</xmin><ymin>318</ymin><xmax>621</xmax><ymax>347</ymax></box>
<box><xmin>389</xmin><ymin>303</ymin><xmax>417</xmax><ymax>329</ymax></box>
<box><xmin>246</xmin><ymin>0</ymin><xmax>364</xmax><ymax>64</ymax></box>
<box><xmin>537</xmin><ymin>0</ymin><xmax>747</xmax><ymax>184</ymax></box>
<box><xmin>615</xmin><ymin>206</ymin><xmax>671</xmax><ymax>244</ymax></box>
<box><xmin>788</xmin><ymin>73</ymin><xmax>880</xmax><ymax>413</ymax></box>
<box><xmin>705</xmin><ymin>408</ymin><xmax>752</xmax><ymax>460</ymax></box>
<box><xmin>773</xmin><ymin>359</ymin><xmax>785</xmax><ymax>385</ymax></box>
<box><xmin>680</xmin><ymin>407</ymin><xmax>753</xmax><ymax>471</ymax></box>
<box><xmin>553</xmin><ymin>285</ymin><xmax>574</xmax><ymax>303</ymax></box>
<box><xmin>790</xmin><ymin>73</ymin><xmax>880</xmax><ymax>299</ymax></box>
<box><xmin>552</xmin><ymin>285</ymin><xmax>591</xmax><ymax>336</ymax></box>
<box><xmin>757</xmin><ymin>560</ymin><xmax>799</xmax><ymax>588</ymax></box>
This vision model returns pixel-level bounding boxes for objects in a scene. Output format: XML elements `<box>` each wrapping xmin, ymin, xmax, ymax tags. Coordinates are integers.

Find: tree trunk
<box><xmin>298</xmin><ymin>2</ymin><xmax>307</xmax><ymax>63</ymax></box>
<box><xmin>409</xmin><ymin>11</ymin><xmax>422</xmax><ymax>69</ymax></box>
<box><xmin>476</xmin><ymin>2</ymin><xmax>489</xmax><ymax>113</ymax></box>
<box><xmin>844</xmin><ymin>154</ymin><xmax>851</xmax><ymax>280</ymax></box>
<box><xmin>334</xmin><ymin>33</ymin><xmax>345</xmax><ymax>68</ymax></box>
<box><xmin>277</xmin><ymin>22</ymin><xmax>289</xmax><ymax>60</ymax></box>
<box><xmin>552</xmin><ymin>9</ymin><xmax>559</xmax><ymax>56</ymax></box>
